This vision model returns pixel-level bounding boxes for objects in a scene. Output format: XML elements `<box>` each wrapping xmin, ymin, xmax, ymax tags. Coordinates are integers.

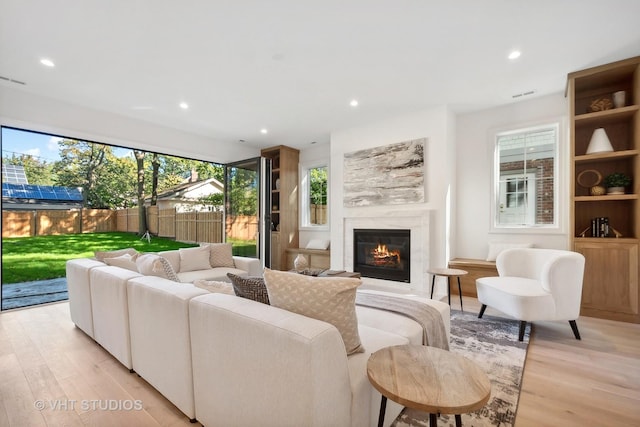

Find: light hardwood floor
<box><xmin>1</xmin><ymin>298</ymin><xmax>639</xmax><ymax>427</ymax></box>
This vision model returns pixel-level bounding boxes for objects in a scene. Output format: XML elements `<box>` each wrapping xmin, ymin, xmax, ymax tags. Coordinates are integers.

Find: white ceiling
<box><xmin>1</xmin><ymin>1</ymin><xmax>640</xmax><ymax>150</ymax></box>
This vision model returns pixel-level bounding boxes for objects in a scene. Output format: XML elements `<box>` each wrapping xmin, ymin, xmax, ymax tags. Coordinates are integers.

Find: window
<box><xmin>493</xmin><ymin>123</ymin><xmax>559</xmax><ymax>229</ymax></box>
<box><xmin>300</xmin><ymin>163</ymin><xmax>328</xmax><ymax>228</ymax></box>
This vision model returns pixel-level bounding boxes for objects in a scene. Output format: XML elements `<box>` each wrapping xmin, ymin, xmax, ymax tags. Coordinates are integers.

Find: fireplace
<box><xmin>353</xmin><ymin>229</ymin><xmax>410</xmax><ymax>283</ymax></box>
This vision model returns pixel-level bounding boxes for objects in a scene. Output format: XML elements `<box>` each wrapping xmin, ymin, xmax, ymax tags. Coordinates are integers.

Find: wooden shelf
<box><xmin>574</xmin><ymin>105</ymin><xmax>638</xmax><ymax>125</ymax></box>
<box><xmin>261</xmin><ymin>145</ymin><xmax>299</xmax><ymax>270</ymax></box>
<box><xmin>568</xmin><ymin>55</ymin><xmax>640</xmax><ymax>324</ymax></box>
<box><xmin>574</xmin><ymin>237</ymin><xmax>638</xmax><ymax>244</ymax></box>
<box><xmin>574</xmin><ymin>194</ymin><xmax>638</xmax><ymax>202</ymax></box>
<box><xmin>575</xmin><ymin>149</ymin><xmax>638</xmax><ymax>163</ymax></box>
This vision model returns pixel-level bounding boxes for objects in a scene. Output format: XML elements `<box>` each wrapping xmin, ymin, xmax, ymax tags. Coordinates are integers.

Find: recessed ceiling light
<box><xmin>179</xmin><ymin>102</ymin><xmax>189</xmax><ymax>109</ymax></box>
<box><xmin>260</xmin><ymin>128</ymin><xmax>268</xmax><ymax>134</ymax></box>
<box><xmin>40</xmin><ymin>58</ymin><xmax>55</xmax><ymax>67</ymax></box>
<box><xmin>508</xmin><ymin>50</ymin><xmax>521</xmax><ymax>60</ymax></box>
<box><xmin>350</xmin><ymin>99</ymin><xmax>359</xmax><ymax>107</ymax></box>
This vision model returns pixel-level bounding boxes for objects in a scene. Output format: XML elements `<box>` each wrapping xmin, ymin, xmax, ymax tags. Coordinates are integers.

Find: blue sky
<box><xmin>1</xmin><ymin>127</ymin><xmax>130</xmax><ymax>163</ymax></box>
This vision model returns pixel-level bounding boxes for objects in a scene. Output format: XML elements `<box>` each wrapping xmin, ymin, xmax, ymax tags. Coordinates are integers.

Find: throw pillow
<box><xmin>179</xmin><ymin>246</ymin><xmax>211</xmax><ymax>272</ymax></box>
<box><xmin>136</xmin><ymin>253</ymin><xmax>180</xmax><ymax>282</ymax></box>
<box><xmin>486</xmin><ymin>242</ymin><xmax>534</xmax><ymax>261</ymax></box>
<box><xmin>305</xmin><ymin>239</ymin><xmax>330</xmax><ymax>250</ymax></box>
<box><xmin>227</xmin><ymin>273</ymin><xmax>270</xmax><ymax>305</ymax></box>
<box><xmin>263</xmin><ymin>268</ymin><xmax>363</xmax><ymax>355</ymax></box>
<box><xmin>94</xmin><ymin>247</ymin><xmax>138</xmax><ymax>262</ymax></box>
<box><xmin>103</xmin><ymin>253</ymin><xmax>139</xmax><ymax>272</ymax></box>
<box><xmin>200</xmin><ymin>242</ymin><xmax>235</xmax><ymax>268</ymax></box>
<box><xmin>193</xmin><ymin>279</ymin><xmax>235</xmax><ymax>295</ymax></box>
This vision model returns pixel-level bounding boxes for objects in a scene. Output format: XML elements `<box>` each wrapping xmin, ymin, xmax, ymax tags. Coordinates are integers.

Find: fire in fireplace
<box><xmin>353</xmin><ymin>229</ymin><xmax>410</xmax><ymax>282</ymax></box>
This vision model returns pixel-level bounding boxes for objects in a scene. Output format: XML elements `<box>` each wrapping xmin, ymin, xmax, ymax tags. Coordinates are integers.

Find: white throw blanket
<box><xmin>355</xmin><ymin>292</ymin><xmax>449</xmax><ymax>350</ymax></box>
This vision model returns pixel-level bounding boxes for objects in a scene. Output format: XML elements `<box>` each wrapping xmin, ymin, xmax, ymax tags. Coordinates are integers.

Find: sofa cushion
<box><xmin>227</xmin><ymin>273</ymin><xmax>270</xmax><ymax>305</ymax></box>
<box><xmin>193</xmin><ymin>279</ymin><xmax>235</xmax><ymax>295</ymax></box>
<box><xmin>136</xmin><ymin>253</ymin><xmax>180</xmax><ymax>282</ymax></box>
<box><xmin>179</xmin><ymin>246</ymin><xmax>211</xmax><ymax>272</ymax></box>
<box><xmin>200</xmin><ymin>243</ymin><xmax>235</xmax><ymax>268</ymax></box>
<box><xmin>103</xmin><ymin>253</ymin><xmax>139</xmax><ymax>272</ymax></box>
<box><xmin>177</xmin><ymin>267</ymin><xmax>247</xmax><ymax>283</ymax></box>
<box><xmin>263</xmin><ymin>268</ymin><xmax>364</xmax><ymax>355</ymax></box>
<box><xmin>94</xmin><ymin>247</ymin><xmax>137</xmax><ymax>262</ymax></box>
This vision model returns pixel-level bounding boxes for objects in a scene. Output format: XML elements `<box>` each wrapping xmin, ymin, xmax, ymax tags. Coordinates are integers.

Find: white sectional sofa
<box><xmin>157</xmin><ymin>248</ymin><xmax>263</xmax><ymax>282</ymax></box>
<box><xmin>65</xmin><ymin>245</ymin><xmax>261</xmax><ymax>369</ymax></box>
<box><xmin>66</xmin><ymin>257</ymin><xmax>106</xmax><ymax>338</ymax></box>
<box><xmin>66</xmin><ymin>255</ymin><xmax>450</xmax><ymax>427</ymax></box>
<box><xmin>189</xmin><ymin>289</ymin><xmax>449</xmax><ymax>427</ymax></box>
<box><xmin>90</xmin><ymin>266</ymin><xmax>143</xmax><ymax>370</ymax></box>
<box><xmin>127</xmin><ymin>275</ymin><xmax>209</xmax><ymax>422</ymax></box>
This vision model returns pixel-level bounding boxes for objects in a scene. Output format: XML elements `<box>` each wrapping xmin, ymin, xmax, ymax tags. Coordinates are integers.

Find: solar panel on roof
<box><xmin>1</xmin><ymin>183</ymin><xmax>83</xmax><ymax>202</ymax></box>
<box><xmin>2</xmin><ymin>164</ymin><xmax>29</xmax><ymax>184</ymax></box>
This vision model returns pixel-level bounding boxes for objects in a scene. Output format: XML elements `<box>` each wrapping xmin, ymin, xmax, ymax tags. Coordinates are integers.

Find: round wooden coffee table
<box><xmin>367</xmin><ymin>345</ymin><xmax>491</xmax><ymax>427</ymax></box>
<box><xmin>428</xmin><ymin>267</ymin><xmax>468</xmax><ymax>311</ymax></box>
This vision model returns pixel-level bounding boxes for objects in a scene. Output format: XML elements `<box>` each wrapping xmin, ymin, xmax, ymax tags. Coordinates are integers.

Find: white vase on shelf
<box><xmin>613</xmin><ymin>91</ymin><xmax>626</xmax><ymax>108</ymax></box>
<box><xmin>586</xmin><ymin>128</ymin><xmax>614</xmax><ymax>154</ymax></box>
<box><xmin>293</xmin><ymin>254</ymin><xmax>308</xmax><ymax>271</ymax></box>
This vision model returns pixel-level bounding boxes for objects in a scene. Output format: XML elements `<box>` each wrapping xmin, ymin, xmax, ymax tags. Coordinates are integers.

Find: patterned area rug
<box><xmin>392</xmin><ymin>310</ymin><xmax>530</xmax><ymax>427</ymax></box>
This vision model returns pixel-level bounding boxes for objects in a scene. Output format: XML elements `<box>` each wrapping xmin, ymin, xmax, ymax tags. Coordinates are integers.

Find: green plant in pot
<box><xmin>603</xmin><ymin>172</ymin><xmax>631</xmax><ymax>194</ymax></box>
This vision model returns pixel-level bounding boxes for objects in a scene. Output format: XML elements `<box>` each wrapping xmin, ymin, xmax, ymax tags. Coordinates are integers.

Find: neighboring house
<box><xmin>1</xmin><ymin>164</ymin><xmax>83</xmax><ymax>210</ymax></box>
<box><xmin>145</xmin><ymin>176</ymin><xmax>223</xmax><ymax>212</ymax></box>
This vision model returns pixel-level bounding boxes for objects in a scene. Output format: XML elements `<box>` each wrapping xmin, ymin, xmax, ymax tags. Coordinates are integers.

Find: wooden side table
<box><xmin>428</xmin><ymin>267</ymin><xmax>468</xmax><ymax>311</ymax></box>
<box><xmin>367</xmin><ymin>345</ymin><xmax>491</xmax><ymax>427</ymax></box>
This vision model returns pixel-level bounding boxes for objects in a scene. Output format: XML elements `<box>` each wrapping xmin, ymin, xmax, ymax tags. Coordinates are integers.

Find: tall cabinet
<box><xmin>261</xmin><ymin>145</ymin><xmax>299</xmax><ymax>270</ymax></box>
<box><xmin>567</xmin><ymin>56</ymin><xmax>640</xmax><ymax>323</ymax></box>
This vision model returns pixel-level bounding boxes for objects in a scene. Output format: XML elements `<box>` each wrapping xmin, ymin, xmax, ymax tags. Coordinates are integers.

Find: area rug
<box><xmin>392</xmin><ymin>310</ymin><xmax>530</xmax><ymax>427</ymax></box>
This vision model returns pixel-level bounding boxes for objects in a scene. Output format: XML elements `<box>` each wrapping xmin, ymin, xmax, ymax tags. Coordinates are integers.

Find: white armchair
<box><xmin>475</xmin><ymin>248</ymin><xmax>586</xmax><ymax>341</ymax></box>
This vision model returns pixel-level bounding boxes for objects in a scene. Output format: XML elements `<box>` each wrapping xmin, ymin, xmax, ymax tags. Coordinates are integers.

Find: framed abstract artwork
<box><xmin>343</xmin><ymin>137</ymin><xmax>426</xmax><ymax>207</ymax></box>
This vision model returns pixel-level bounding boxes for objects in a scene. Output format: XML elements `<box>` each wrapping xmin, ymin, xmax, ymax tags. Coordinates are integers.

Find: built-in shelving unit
<box><xmin>567</xmin><ymin>56</ymin><xmax>640</xmax><ymax>323</ymax></box>
<box><xmin>260</xmin><ymin>145</ymin><xmax>299</xmax><ymax>270</ymax></box>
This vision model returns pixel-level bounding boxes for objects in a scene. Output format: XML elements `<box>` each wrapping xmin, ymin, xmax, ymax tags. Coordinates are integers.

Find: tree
<box><xmin>198</xmin><ymin>193</ymin><xmax>225</xmax><ymax>211</ymax></box>
<box><xmin>150</xmin><ymin>153</ymin><xmax>160</xmax><ymax>206</ymax></box>
<box><xmin>133</xmin><ymin>150</ymin><xmax>147</xmax><ymax>235</ymax></box>
<box><xmin>92</xmin><ymin>155</ymin><xmax>137</xmax><ymax>208</ymax></box>
<box><xmin>52</xmin><ymin>140</ymin><xmax>114</xmax><ymax>207</ymax></box>
<box><xmin>226</xmin><ymin>167</ymin><xmax>257</xmax><ymax>216</ymax></box>
<box><xmin>309</xmin><ymin>166</ymin><xmax>328</xmax><ymax>205</ymax></box>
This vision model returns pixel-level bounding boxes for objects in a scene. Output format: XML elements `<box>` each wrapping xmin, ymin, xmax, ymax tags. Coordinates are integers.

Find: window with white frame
<box><xmin>494</xmin><ymin>123</ymin><xmax>559</xmax><ymax>228</ymax></box>
<box><xmin>300</xmin><ymin>163</ymin><xmax>328</xmax><ymax>228</ymax></box>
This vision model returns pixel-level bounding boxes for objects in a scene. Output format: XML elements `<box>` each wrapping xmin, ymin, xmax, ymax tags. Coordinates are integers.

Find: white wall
<box><xmin>0</xmin><ymin>86</ymin><xmax>258</xmax><ymax>164</ymax></box>
<box><xmin>455</xmin><ymin>92</ymin><xmax>570</xmax><ymax>259</ymax></box>
<box><xmin>329</xmin><ymin>106</ymin><xmax>456</xmax><ymax>293</ymax></box>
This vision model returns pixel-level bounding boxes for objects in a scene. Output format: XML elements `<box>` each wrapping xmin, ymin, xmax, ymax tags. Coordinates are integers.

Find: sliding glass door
<box><xmin>225</xmin><ymin>157</ymin><xmax>271</xmax><ymax>267</ymax></box>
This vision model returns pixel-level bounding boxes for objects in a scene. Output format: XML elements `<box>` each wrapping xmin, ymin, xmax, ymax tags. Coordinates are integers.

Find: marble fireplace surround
<box><xmin>343</xmin><ymin>209</ymin><xmax>431</xmax><ymax>291</ymax></box>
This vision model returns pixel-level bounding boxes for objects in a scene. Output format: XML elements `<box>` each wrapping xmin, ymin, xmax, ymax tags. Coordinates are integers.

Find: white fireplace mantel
<box><xmin>343</xmin><ymin>209</ymin><xmax>431</xmax><ymax>291</ymax></box>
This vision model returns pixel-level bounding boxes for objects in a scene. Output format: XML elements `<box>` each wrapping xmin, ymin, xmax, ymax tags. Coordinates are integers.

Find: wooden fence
<box><xmin>310</xmin><ymin>204</ymin><xmax>328</xmax><ymax>225</ymax></box>
<box><xmin>1</xmin><ymin>209</ymin><xmax>116</xmax><ymax>238</ymax></box>
<box><xmin>226</xmin><ymin>215</ymin><xmax>258</xmax><ymax>241</ymax></box>
<box><xmin>3</xmin><ymin>207</ymin><xmax>256</xmax><ymax>243</ymax></box>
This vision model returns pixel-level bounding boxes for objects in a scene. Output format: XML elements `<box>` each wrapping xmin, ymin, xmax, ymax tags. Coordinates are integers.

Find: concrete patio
<box><xmin>1</xmin><ymin>278</ymin><xmax>68</xmax><ymax>310</ymax></box>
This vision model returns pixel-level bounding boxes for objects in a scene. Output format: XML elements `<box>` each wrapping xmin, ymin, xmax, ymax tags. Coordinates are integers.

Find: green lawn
<box><xmin>1</xmin><ymin>232</ymin><xmax>257</xmax><ymax>284</ymax></box>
